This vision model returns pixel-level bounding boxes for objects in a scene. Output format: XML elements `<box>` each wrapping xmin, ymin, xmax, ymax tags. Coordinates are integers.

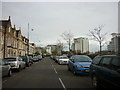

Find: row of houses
<box><xmin>0</xmin><ymin>16</ymin><xmax>37</xmax><ymax>59</ymax></box>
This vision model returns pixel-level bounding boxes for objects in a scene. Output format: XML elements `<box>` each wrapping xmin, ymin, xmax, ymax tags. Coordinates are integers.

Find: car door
<box><xmin>108</xmin><ymin>57</ymin><xmax>120</xmax><ymax>88</ymax></box>
<box><xmin>98</xmin><ymin>57</ymin><xmax>112</xmax><ymax>87</ymax></box>
<box><xmin>18</xmin><ymin>57</ymin><xmax>24</xmax><ymax>69</ymax></box>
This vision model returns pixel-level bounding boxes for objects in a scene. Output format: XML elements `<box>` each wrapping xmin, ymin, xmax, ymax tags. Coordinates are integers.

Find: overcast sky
<box><xmin>1</xmin><ymin>0</ymin><xmax>119</xmax><ymax>52</ymax></box>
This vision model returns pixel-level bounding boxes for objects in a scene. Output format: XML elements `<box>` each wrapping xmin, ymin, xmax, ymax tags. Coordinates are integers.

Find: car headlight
<box><xmin>76</xmin><ymin>65</ymin><xmax>83</xmax><ymax>67</ymax></box>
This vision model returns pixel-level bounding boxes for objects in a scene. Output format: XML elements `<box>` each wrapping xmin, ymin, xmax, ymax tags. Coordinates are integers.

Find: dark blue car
<box><xmin>90</xmin><ymin>55</ymin><xmax>120</xmax><ymax>89</ymax></box>
<box><xmin>68</xmin><ymin>55</ymin><xmax>92</xmax><ymax>75</ymax></box>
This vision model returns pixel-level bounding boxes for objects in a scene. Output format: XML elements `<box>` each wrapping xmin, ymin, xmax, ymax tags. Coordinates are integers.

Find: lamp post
<box><xmin>27</xmin><ymin>23</ymin><xmax>34</xmax><ymax>55</ymax></box>
<box><xmin>27</xmin><ymin>23</ymin><xmax>29</xmax><ymax>55</ymax></box>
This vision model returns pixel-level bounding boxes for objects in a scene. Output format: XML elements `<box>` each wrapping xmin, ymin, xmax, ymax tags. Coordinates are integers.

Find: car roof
<box><xmin>72</xmin><ymin>55</ymin><xmax>89</xmax><ymax>57</ymax></box>
<box><xmin>95</xmin><ymin>55</ymin><xmax>120</xmax><ymax>58</ymax></box>
<box><xmin>4</xmin><ymin>56</ymin><xmax>19</xmax><ymax>59</ymax></box>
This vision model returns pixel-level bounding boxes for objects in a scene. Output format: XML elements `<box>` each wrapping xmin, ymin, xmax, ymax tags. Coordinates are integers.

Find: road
<box><xmin>2</xmin><ymin>57</ymin><xmax>95</xmax><ymax>89</ymax></box>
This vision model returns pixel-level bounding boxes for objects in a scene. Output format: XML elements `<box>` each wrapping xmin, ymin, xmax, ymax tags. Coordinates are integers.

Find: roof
<box><xmin>0</xmin><ymin>20</ymin><xmax>10</xmax><ymax>28</ymax></box>
<box><xmin>0</xmin><ymin>16</ymin><xmax>11</xmax><ymax>28</ymax></box>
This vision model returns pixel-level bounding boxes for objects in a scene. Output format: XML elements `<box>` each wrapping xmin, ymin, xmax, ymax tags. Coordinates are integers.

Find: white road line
<box><xmin>54</xmin><ymin>68</ymin><xmax>58</xmax><ymax>74</ymax></box>
<box><xmin>51</xmin><ymin>63</ymin><xmax>58</xmax><ymax>74</ymax></box>
<box><xmin>51</xmin><ymin>63</ymin><xmax>53</xmax><ymax>66</ymax></box>
<box><xmin>59</xmin><ymin>78</ymin><xmax>66</xmax><ymax>90</ymax></box>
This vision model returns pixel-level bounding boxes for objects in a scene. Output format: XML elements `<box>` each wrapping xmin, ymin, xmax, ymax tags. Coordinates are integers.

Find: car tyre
<box><xmin>68</xmin><ymin>66</ymin><xmax>71</xmax><ymax>71</ymax></box>
<box><xmin>59</xmin><ymin>62</ymin><xmax>62</xmax><ymax>65</ymax></box>
<box><xmin>73</xmin><ymin>70</ymin><xmax>77</xmax><ymax>75</ymax></box>
<box><xmin>8</xmin><ymin>69</ymin><xmax>12</xmax><ymax>77</ymax></box>
<box><xmin>17</xmin><ymin>65</ymin><xmax>21</xmax><ymax>72</ymax></box>
<box><xmin>23</xmin><ymin>66</ymin><xmax>26</xmax><ymax>69</ymax></box>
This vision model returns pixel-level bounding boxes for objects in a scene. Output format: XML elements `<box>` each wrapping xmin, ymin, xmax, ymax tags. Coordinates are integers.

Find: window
<box><xmin>100</xmin><ymin>57</ymin><xmax>112</xmax><ymax>67</ymax></box>
<box><xmin>92</xmin><ymin>57</ymin><xmax>101</xmax><ymax>65</ymax></box>
<box><xmin>111</xmin><ymin>57</ymin><xmax>120</xmax><ymax>70</ymax></box>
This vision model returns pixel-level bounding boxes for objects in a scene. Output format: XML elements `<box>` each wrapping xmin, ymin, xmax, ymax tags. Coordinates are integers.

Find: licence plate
<box><xmin>85</xmin><ymin>70</ymin><xmax>89</xmax><ymax>72</ymax></box>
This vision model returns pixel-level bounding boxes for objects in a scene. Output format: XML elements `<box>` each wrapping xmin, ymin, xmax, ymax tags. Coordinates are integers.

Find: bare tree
<box><xmin>61</xmin><ymin>31</ymin><xmax>74</xmax><ymax>52</ymax></box>
<box><xmin>88</xmin><ymin>25</ymin><xmax>107</xmax><ymax>55</ymax></box>
<box><xmin>56</xmin><ymin>39</ymin><xmax>63</xmax><ymax>55</ymax></box>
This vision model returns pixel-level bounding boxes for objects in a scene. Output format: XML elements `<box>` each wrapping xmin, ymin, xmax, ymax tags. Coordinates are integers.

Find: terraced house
<box><xmin>0</xmin><ymin>16</ymin><xmax>36</xmax><ymax>59</ymax></box>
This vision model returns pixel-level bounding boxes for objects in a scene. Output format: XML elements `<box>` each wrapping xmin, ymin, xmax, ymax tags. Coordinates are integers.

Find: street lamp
<box><xmin>27</xmin><ymin>23</ymin><xmax>34</xmax><ymax>55</ymax></box>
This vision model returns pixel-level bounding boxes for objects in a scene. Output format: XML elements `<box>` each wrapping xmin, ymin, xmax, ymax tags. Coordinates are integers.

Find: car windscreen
<box><xmin>74</xmin><ymin>56</ymin><xmax>92</xmax><ymax>62</ymax></box>
<box><xmin>4</xmin><ymin>58</ymin><xmax>16</xmax><ymax>61</ymax></box>
<box><xmin>20</xmin><ymin>56</ymin><xmax>27</xmax><ymax>60</ymax></box>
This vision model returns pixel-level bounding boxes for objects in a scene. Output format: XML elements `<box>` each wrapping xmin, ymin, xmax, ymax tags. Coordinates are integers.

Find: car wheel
<box><xmin>23</xmin><ymin>66</ymin><xmax>26</xmax><ymax>69</ymax></box>
<box><xmin>17</xmin><ymin>66</ymin><xmax>21</xmax><ymax>72</ymax></box>
<box><xmin>59</xmin><ymin>62</ymin><xmax>62</xmax><ymax>65</ymax></box>
<box><xmin>8</xmin><ymin>69</ymin><xmax>12</xmax><ymax>77</ymax></box>
<box><xmin>92</xmin><ymin>75</ymin><xmax>101</xmax><ymax>88</ymax></box>
<box><xmin>73</xmin><ymin>70</ymin><xmax>77</xmax><ymax>75</ymax></box>
<box><xmin>68</xmin><ymin>66</ymin><xmax>71</xmax><ymax>71</ymax></box>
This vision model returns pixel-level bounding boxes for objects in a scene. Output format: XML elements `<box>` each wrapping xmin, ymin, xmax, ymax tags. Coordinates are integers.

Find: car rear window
<box><xmin>59</xmin><ymin>56</ymin><xmax>68</xmax><ymax>59</ymax></box>
<box><xmin>99</xmin><ymin>57</ymin><xmax>112</xmax><ymax>67</ymax></box>
<box><xmin>111</xmin><ymin>57</ymin><xmax>120</xmax><ymax>69</ymax></box>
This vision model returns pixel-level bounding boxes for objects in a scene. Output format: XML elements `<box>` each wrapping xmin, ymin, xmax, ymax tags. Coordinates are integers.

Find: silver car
<box><xmin>58</xmin><ymin>56</ymin><xmax>69</xmax><ymax>65</ymax></box>
<box><xmin>0</xmin><ymin>60</ymin><xmax>12</xmax><ymax>77</ymax></box>
<box><xmin>4</xmin><ymin>57</ymin><xmax>26</xmax><ymax>72</ymax></box>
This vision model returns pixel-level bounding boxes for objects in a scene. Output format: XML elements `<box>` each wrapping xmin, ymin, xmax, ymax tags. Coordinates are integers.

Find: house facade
<box><xmin>0</xmin><ymin>16</ymin><xmax>36</xmax><ymax>59</ymax></box>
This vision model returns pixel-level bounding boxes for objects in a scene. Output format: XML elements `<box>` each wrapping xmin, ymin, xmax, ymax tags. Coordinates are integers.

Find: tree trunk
<box><xmin>100</xmin><ymin>42</ymin><xmax>102</xmax><ymax>56</ymax></box>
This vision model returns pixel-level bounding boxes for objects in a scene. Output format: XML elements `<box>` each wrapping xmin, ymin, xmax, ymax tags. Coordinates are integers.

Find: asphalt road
<box><xmin>2</xmin><ymin>57</ymin><xmax>95</xmax><ymax>89</ymax></box>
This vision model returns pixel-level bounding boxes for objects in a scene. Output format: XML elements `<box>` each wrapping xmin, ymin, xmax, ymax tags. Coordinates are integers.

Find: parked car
<box><xmin>90</xmin><ymin>55</ymin><xmax>120</xmax><ymax>88</ymax></box>
<box><xmin>54</xmin><ymin>56</ymin><xmax>60</xmax><ymax>63</ymax></box>
<box><xmin>0</xmin><ymin>59</ymin><xmax>12</xmax><ymax>77</ymax></box>
<box><xmin>3</xmin><ymin>56</ymin><xmax>26</xmax><ymax>71</ymax></box>
<box><xmin>28</xmin><ymin>56</ymin><xmax>34</xmax><ymax>64</ymax></box>
<box><xmin>32</xmin><ymin>56</ymin><xmax>39</xmax><ymax>62</ymax></box>
<box><xmin>58</xmin><ymin>56</ymin><xmax>69</xmax><ymax>65</ymax></box>
<box><xmin>37</xmin><ymin>55</ymin><xmax>42</xmax><ymax>60</ymax></box>
<box><xmin>20</xmin><ymin>56</ymin><xmax>31</xmax><ymax>67</ymax></box>
<box><xmin>52</xmin><ymin>55</ymin><xmax>57</xmax><ymax>60</ymax></box>
<box><xmin>68</xmin><ymin>55</ymin><xmax>92</xmax><ymax>75</ymax></box>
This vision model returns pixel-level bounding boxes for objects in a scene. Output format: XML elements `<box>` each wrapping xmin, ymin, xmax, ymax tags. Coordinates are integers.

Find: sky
<box><xmin>1</xmin><ymin>0</ymin><xmax>119</xmax><ymax>52</ymax></box>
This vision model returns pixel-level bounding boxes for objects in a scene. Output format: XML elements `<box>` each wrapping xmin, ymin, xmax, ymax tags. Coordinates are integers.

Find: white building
<box><xmin>72</xmin><ymin>37</ymin><xmax>89</xmax><ymax>53</ymax></box>
<box><xmin>46</xmin><ymin>45</ymin><xmax>57</xmax><ymax>55</ymax></box>
<box><xmin>107</xmin><ymin>33</ymin><xmax>120</xmax><ymax>54</ymax></box>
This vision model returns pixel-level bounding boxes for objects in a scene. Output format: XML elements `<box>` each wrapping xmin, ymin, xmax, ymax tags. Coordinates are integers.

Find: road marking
<box><xmin>51</xmin><ymin>63</ymin><xmax>58</xmax><ymax>74</ymax></box>
<box><xmin>59</xmin><ymin>78</ymin><xmax>66</xmax><ymax>90</ymax></box>
<box><xmin>51</xmin><ymin>62</ymin><xmax>66</xmax><ymax>89</ymax></box>
<box><xmin>54</xmin><ymin>68</ymin><xmax>58</xmax><ymax>74</ymax></box>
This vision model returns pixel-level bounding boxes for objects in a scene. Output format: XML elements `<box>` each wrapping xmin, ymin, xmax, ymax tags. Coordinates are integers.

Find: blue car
<box><xmin>68</xmin><ymin>55</ymin><xmax>92</xmax><ymax>75</ymax></box>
